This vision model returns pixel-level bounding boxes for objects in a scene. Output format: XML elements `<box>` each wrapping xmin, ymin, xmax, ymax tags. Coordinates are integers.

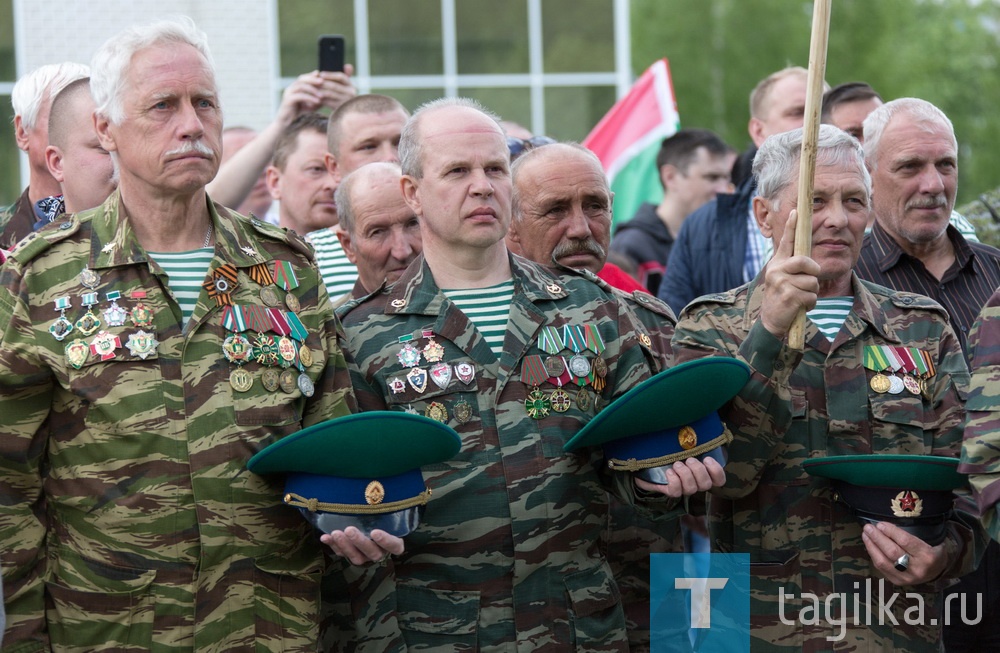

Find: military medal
<box><xmin>125</xmin><ymin>330</ymin><xmax>159</xmax><ymax>359</ymax></box>
<box><xmin>870</xmin><ymin>372</ymin><xmax>891</xmax><ymax>394</ymax></box>
<box><xmin>456</xmin><ymin>361</ymin><xmax>476</xmax><ymax>385</ymax></box>
<box><xmin>593</xmin><ymin>394</ymin><xmax>604</xmax><ymax>413</ymax></box>
<box><xmin>262</xmin><ymin>368</ymin><xmax>280</xmax><ymax>392</ymax></box>
<box><xmin>223</xmin><ymin>333</ymin><xmax>253</xmax><ymax>364</ymax></box>
<box><xmin>422</xmin><ymin>330</ymin><xmax>445</xmax><ymax>363</ymax></box>
<box><xmin>297</xmin><ymin>373</ymin><xmax>315</xmax><ymax>397</ymax></box>
<box><xmin>49</xmin><ymin>296</ymin><xmax>74</xmax><ymax>341</ymax></box>
<box><xmin>279</xmin><ymin>368</ymin><xmax>298</xmax><ymax>393</ymax></box>
<box><xmin>129</xmin><ymin>290</ymin><xmax>155</xmax><ymax>328</ymax></box>
<box><xmin>396</xmin><ymin>333</ymin><xmax>421</xmax><ymax>367</ymax></box>
<box><xmin>425</xmin><ymin>401</ymin><xmax>448</xmax><ymax>423</ymax></box>
<box><xmin>102</xmin><ymin>291</ymin><xmax>128</xmax><ymax>327</ymax></box>
<box><xmin>299</xmin><ymin>344</ymin><xmax>314</xmax><ymax>368</ymax></box>
<box><xmin>277</xmin><ymin>336</ymin><xmax>298</xmax><ymax>367</ymax></box>
<box><xmin>550</xmin><ymin>388</ymin><xmax>572</xmax><ymax>413</ymax></box>
<box><xmin>887</xmin><ymin>375</ymin><xmax>905</xmax><ymax>395</ymax></box>
<box><xmin>89</xmin><ymin>330</ymin><xmax>121</xmax><ymax>361</ymax></box>
<box><xmin>575</xmin><ymin>388</ymin><xmax>592</xmax><ymax>412</ymax></box>
<box><xmin>273</xmin><ymin>261</ymin><xmax>301</xmax><ymax>313</ymax></box>
<box><xmin>524</xmin><ymin>387</ymin><xmax>551</xmax><ymax>419</ymax></box>
<box><xmin>903</xmin><ymin>375</ymin><xmax>921</xmax><ymax>395</ymax></box>
<box><xmin>65</xmin><ymin>339</ymin><xmax>90</xmax><ymax>369</ymax></box>
<box><xmin>75</xmin><ymin>292</ymin><xmax>102</xmax><ymax>336</ymax></box>
<box><xmin>387</xmin><ymin>376</ymin><xmax>407</xmax><ymax>394</ymax></box>
<box><xmin>592</xmin><ymin>355</ymin><xmax>607</xmax><ymax>378</ymax></box>
<box><xmin>430</xmin><ymin>362</ymin><xmax>452</xmax><ymax>389</ymax></box>
<box><xmin>79</xmin><ymin>266</ymin><xmax>101</xmax><ymax>289</ymax></box>
<box><xmin>407</xmin><ymin>367</ymin><xmax>428</xmax><ymax>393</ymax></box>
<box><xmin>453</xmin><ymin>398</ymin><xmax>473</xmax><ymax>424</ymax></box>
<box><xmin>568</xmin><ymin>354</ymin><xmax>591</xmax><ymax>378</ymax></box>
<box><xmin>203</xmin><ymin>264</ymin><xmax>240</xmax><ymax>306</ymax></box>
<box><xmin>253</xmin><ymin>333</ymin><xmax>280</xmax><ymax>366</ymax></box>
<box><xmin>259</xmin><ymin>285</ymin><xmax>281</xmax><ymax>307</ymax></box>
<box><xmin>544</xmin><ymin>355</ymin><xmax>566</xmax><ymax>377</ymax></box>
<box><xmin>230</xmin><ymin>367</ymin><xmax>253</xmax><ymax>392</ymax></box>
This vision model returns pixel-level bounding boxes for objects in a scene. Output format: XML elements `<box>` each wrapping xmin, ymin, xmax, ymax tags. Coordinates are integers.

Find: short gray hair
<box><xmin>510</xmin><ymin>141</ymin><xmax>604</xmax><ymax>223</ymax></box>
<box><xmin>334</xmin><ymin>161</ymin><xmax>404</xmax><ymax>235</ymax></box>
<box><xmin>398</xmin><ymin>97</ymin><xmax>503</xmax><ymax>179</ymax></box>
<box><xmin>862</xmin><ymin>97</ymin><xmax>956</xmax><ymax>170</ymax></box>
<box><xmin>11</xmin><ymin>62</ymin><xmax>90</xmax><ymax>130</ymax></box>
<box><xmin>753</xmin><ymin>124</ymin><xmax>871</xmax><ymax>206</ymax></box>
<box><xmin>90</xmin><ymin>17</ymin><xmax>216</xmax><ymax>125</ymax></box>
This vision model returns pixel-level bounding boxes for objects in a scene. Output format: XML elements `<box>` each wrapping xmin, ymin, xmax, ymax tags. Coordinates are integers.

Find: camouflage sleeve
<box><xmin>960</xmin><ymin>291</ymin><xmax>1000</xmax><ymax>541</ymax></box>
<box><xmin>0</xmin><ymin>258</ymin><xmax>54</xmax><ymax>650</ymax></box>
<box><xmin>672</xmin><ymin>301</ymin><xmax>802</xmax><ymax>500</ymax></box>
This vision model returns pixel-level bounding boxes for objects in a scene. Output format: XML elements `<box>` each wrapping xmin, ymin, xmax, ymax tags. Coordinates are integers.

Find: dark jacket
<box><xmin>657</xmin><ymin>176</ymin><xmax>756</xmax><ymax>315</ymax></box>
<box><xmin>609</xmin><ymin>202</ymin><xmax>673</xmax><ymax>296</ymax></box>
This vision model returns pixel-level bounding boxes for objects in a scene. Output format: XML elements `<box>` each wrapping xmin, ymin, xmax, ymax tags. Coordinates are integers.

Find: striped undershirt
<box><xmin>147</xmin><ymin>248</ymin><xmax>214</xmax><ymax>324</ymax></box>
<box><xmin>442</xmin><ymin>280</ymin><xmax>514</xmax><ymax>360</ymax></box>
<box><xmin>306</xmin><ymin>228</ymin><xmax>358</xmax><ymax>301</ymax></box>
<box><xmin>807</xmin><ymin>296</ymin><xmax>853</xmax><ymax>341</ymax></box>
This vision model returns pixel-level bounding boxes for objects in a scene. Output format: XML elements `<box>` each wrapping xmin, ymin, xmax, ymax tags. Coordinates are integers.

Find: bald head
<box><xmin>48</xmin><ymin>78</ymin><xmax>93</xmax><ymax>149</ymax></box>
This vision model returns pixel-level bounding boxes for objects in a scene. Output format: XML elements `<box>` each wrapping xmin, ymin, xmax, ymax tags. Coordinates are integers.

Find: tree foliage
<box><xmin>631</xmin><ymin>0</ymin><xmax>1000</xmax><ymax>208</ymax></box>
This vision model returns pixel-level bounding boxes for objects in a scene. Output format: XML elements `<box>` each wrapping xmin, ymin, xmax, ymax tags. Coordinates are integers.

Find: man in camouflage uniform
<box><xmin>673</xmin><ymin>125</ymin><xmax>984</xmax><ymax>651</ymax></box>
<box><xmin>507</xmin><ymin>141</ymin><xmax>687</xmax><ymax>652</ymax></box>
<box><xmin>962</xmin><ymin>288</ymin><xmax>1000</xmax><ymax>538</ymax></box>
<box><xmin>0</xmin><ymin>19</ymin><xmax>354</xmax><ymax>651</ymax></box>
<box><xmin>326</xmin><ymin>98</ymin><xmax>722</xmax><ymax>652</ymax></box>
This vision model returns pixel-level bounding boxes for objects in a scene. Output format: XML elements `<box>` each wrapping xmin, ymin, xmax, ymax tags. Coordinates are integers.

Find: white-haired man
<box><xmin>0</xmin><ymin>18</ymin><xmax>355</xmax><ymax>650</ymax></box>
<box><xmin>1</xmin><ymin>61</ymin><xmax>89</xmax><ymax>247</ymax></box>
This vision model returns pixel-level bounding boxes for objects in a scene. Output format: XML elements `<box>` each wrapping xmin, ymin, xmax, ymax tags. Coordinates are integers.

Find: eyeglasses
<box><xmin>507</xmin><ymin>135</ymin><xmax>557</xmax><ymax>159</ymax></box>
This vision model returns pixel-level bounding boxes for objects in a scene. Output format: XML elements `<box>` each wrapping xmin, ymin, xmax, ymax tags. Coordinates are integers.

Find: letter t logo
<box><xmin>675</xmin><ymin>578</ymin><xmax>729</xmax><ymax>628</ymax></box>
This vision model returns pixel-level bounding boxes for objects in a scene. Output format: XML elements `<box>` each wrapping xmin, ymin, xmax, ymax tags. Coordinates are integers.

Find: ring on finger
<box><xmin>894</xmin><ymin>553</ymin><xmax>910</xmax><ymax>572</ymax></box>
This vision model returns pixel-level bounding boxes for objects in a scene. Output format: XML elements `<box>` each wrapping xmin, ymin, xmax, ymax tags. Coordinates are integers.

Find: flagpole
<box><xmin>788</xmin><ymin>0</ymin><xmax>832</xmax><ymax>350</ymax></box>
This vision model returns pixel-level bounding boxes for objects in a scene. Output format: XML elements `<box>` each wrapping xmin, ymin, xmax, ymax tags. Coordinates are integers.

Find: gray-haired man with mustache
<box><xmin>854</xmin><ymin>97</ymin><xmax>1000</xmax><ymax>361</ymax></box>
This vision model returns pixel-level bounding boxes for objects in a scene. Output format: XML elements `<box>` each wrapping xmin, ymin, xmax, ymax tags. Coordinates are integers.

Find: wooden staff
<box><xmin>788</xmin><ymin>0</ymin><xmax>833</xmax><ymax>350</ymax></box>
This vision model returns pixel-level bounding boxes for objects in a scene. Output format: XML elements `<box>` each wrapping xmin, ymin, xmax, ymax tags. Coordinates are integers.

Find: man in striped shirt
<box><xmin>854</xmin><ymin>97</ymin><xmax>1000</xmax><ymax>652</ymax></box>
<box><xmin>329</xmin><ymin>97</ymin><xmax>722</xmax><ymax>651</ymax></box>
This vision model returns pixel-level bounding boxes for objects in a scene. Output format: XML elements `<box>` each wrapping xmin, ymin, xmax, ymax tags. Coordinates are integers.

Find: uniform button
<box><xmin>636</xmin><ymin>294</ymin><xmax>649</xmax><ymax>303</ymax></box>
<box><xmin>902</xmin><ymin>297</ymin><xmax>913</xmax><ymax>305</ymax></box>
<box><xmin>59</xmin><ymin>222</ymin><xmax>72</xmax><ymax>230</ymax></box>
<box><xmin>773</xmin><ymin>360</ymin><xmax>785</xmax><ymax>370</ymax></box>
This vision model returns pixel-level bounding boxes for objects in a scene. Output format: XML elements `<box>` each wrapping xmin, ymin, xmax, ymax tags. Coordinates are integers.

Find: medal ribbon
<box><xmin>106</xmin><ymin>290</ymin><xmax>121</xmax><ymax>303</ymax></box>
<box><xmin>863</xmin><ymin>346</ymin><xmax>889</xmax><ymax>372</ymax></box>
<box><xmin>881</xmin><ymin>345</ymin><xmax>903</xmax><ymax>372</ymax></box>
<box><xmin>892</xmin><ymin>346</ymin><xmax>917</xmax><ymax>374</ymax></box>
<box><xmin>244</xmin><ymin>305</ymin><xmax>270</xmax><ymax>333</ymax></box>
<box><xmin>575</xmin><ymin>370</ymin><xmax>596</xmax><ymax>387</ymax></box>
<box><xmin>273</xmin><ymin>261</ymin><xmax>300</xmax><ymax>291</ymax></box>
<box><xmin>82</xmin><ymin>292</ymin><xmax>98</xmax><ymax>307</ymax></box>
<box><xmin>521</xmin><ymin>355</ymin><xmax>548</xmax><ymax>387</ymax></box>
<box><xmin>248</xmin><ymin>263</ymin><xmax>275</xmax><ymax>287</ymax></box>
<box><xmin>919</xmin><ymin>349</ymin><xmax>936</xmax><ymax>378</ymax></box>
<box><xmin>583</xmin><ymin>324</ymin><xmax>606</xmax><ymax>354</ymax></box>
<box><xmin>268</xmin><ymin>308</ymin><xmax>292</xmax><ymax>336</ymax></box>
<box><xmin>286</xmin><ymin>312</ymin><xmax>309</xmax><ymax>342</ymax></box>
<box><xmin>55</xmin><ymin>296</ymin><xmax>72</xmax><ymax>311</ymax></box>
<box><xmin>561</xmin><ymin>325</ymin><xmax>586</xmax><ymax>353</ymax></box>
<box><xmin>537</xmin><ymin>326</ymin><xmax>563</xmax><ymax>354</ymax></box>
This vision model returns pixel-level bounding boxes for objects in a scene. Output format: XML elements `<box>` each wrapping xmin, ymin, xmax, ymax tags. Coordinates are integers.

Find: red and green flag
<box><xmin>583</xmin><ymin>58</ymin><xmax>681</xmax><ymax>229</ymax></box>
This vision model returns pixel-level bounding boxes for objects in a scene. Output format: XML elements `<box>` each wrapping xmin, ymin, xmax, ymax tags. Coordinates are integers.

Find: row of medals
<box><xmin>223</xmin><ymin>331</ymin><xmax>314</xmax><ymax>397</ymax></box>
<box><xmin>387</xmin><ymin>333</ymin><xmax>474</xmax><ymax>424</ymax></box>
<box><xmin>869</xmin><ymin>370</ymin><xmax>930</xmax><ymax>397</ymax></box>
<box><xmin>523</xmin><ymin>353</ymin><xmax>607</xmax><ymax>420</ymax></box>
<box><xmin>49</xmin><ymin>268</ymin><xmax>159</xmax><ymax>367</ymax></box>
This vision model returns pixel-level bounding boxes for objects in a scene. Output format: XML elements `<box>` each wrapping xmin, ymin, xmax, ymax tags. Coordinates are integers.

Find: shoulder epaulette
<box><xmin>686</xmin><ymin>290</ymin><xmax>738</xmax><ymax>310</ymax></box>
<box><xmin>242</xmin><ymin>211</ymin><xmax>314</xmax><ymax>261</ymax></box>
<box><xmin>887</xmin><ymin>290</ymin><xmax>948</xmax><ymax>314</ymax></box>
<box><xmin>8</xmin><ymin>216</ymin><xmax>82</xmax><ymax>265</ymax></box>
<box><xmin>624</xmin><ymin>290</ymin><xmax>676</xmax><ymax>321</ymax></box>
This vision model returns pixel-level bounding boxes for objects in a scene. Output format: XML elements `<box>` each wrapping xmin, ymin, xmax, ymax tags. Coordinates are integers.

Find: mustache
<box><xmin>164</xmin><ymin>140</ymin><xmax>215</xmax><ymax>157</ymax></box>
<box><xmin>552</xmin><ymin>238</ymin><xmax>606</xmax><ymax>262</ymax></box>
<box><xmin>906</xmin><ymin>194</ymin><xmax>947</xmax><ymax>210</ymax></box>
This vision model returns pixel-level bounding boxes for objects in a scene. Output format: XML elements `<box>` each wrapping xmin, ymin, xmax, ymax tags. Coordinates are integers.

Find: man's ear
<box><xmin>337</xmin><ymin>228</ymin><xmax>358</xmax><ymax>264</ymax></box>
<box><xmin>45</xmin><ymin>145</ymin><xmax>66</xmax><ymax>183</ymax></box>
<box><xmin>401</xmin><ymin>175</ymin><xmax>422</xmax><ymax>217</ymax></box>
<box><xmin>325</xmin><ymin>152</ymin><xmax>341</xmax><ymax>184</ymax></box>
<box><xmin>94</xmin><ymin>112</ymin><xmax>118</xmax><ymax>154</ymax></box>
<box><xmin>748</xmin><ymin>117</ymin><xmax>767</xmax><ymax>148</ymax></box>
<box><xmin>14</xmin><ymin>115</ymin><xmax>29</xmax><ymax>151</ymax></box>
<box><xmin>264</xmin><ymin>166</ymin><xmax>282</xmax><ymax>201</ymax></box>
<box><xmin>660</xmin><ymin>164</ymin><xmax>680</xmax><ymax>192</ymax></box>
<box><xmin>753</xmin><ymin>195</ymin><xmax>773</xmax><ymax>239</ymax></box>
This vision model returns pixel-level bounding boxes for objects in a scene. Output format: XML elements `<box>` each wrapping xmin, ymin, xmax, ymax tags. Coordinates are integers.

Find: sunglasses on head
<box><xmin>507</xmin><ymin>135</ymin><xmax>557</xmax><ymax>159</ymax></box>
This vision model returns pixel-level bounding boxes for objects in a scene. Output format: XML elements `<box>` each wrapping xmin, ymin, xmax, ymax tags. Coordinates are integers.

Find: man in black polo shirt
<box><xmin>855</xmin><ymin>96</ymin><xmax>1000</xmax><ymax>652</ymax></box>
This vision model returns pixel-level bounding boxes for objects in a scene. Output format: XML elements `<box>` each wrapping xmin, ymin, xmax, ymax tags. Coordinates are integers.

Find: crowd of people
<box><xmin>1</xmin><ymin>15</ymin><xmax>1000</xmax><ymax>653</ymax></box>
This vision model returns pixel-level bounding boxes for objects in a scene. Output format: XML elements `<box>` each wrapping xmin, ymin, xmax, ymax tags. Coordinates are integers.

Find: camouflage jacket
<box><xmin>0</xmin><ymin>190</ymin><xmax>355</xmax><ymax>652</ymax></box>
<box><xmin>337</xmin><ymin>253</ymin><xmax>673</xmax><ymax>653</ymax></box>
<box><xmin>672</xmin><ymin>273</ymin><xmax>984</xmax><ymax>653</ymax></box>
<box><xmin>0</xmin><ymin>188</ymin><xmax>35</xmax><ymax>252</ymax></box>
<box><xmin>960</xmin><ymin>286</ymin><xmax>1000</xmax><ymax>540</ymax></box>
